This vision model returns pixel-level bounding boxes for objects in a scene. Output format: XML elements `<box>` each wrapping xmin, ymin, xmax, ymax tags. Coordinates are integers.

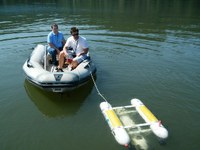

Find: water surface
<box><xmin>0</xmin><ymin>0</ymin><xmax>200</xmax><ymax>150</ymax></box>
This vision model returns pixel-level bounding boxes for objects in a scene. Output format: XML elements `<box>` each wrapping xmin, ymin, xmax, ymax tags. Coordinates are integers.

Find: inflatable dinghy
<box><xmin>23</xmin><ymin>44</ymin><xmax>96</xmax><ymax>92</ymax></box>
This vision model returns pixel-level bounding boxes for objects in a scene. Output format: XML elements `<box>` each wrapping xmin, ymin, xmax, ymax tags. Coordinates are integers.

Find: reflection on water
<box><xmin>24</xmin><ymin>79</ymin><xmax>94</xmax><ymax>118</ymax></box>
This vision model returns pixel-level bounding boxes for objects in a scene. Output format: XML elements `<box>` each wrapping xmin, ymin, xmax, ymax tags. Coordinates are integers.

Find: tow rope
<box><xmin>90</xmin><ymin>71</ymin><xmax>108</xmax><ymax>103</ymax></box>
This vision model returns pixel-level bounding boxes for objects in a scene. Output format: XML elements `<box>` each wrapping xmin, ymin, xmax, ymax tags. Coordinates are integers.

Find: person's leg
<box><xmin>71</xmin><ymin>54</ymin><xmax>88</xmax><ymax>69</ymax></box>
<box><xmin>58</xmin><ymin>51</ymin><xmax>66</xmax><ymax>69</ymax></box>
<box><xmin>71</xmin><ymin>60</ymin><xmax>78</xmax><ymax>69</ymax></box>
<box><xmin>48</xmin><ymin>48</ymin><xmax>57</xmax><ymax>65</ymax></box>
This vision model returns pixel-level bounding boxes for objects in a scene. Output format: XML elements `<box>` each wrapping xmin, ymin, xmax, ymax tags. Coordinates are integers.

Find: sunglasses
<box><xmin>71</xmin><ymin>32</ymin><xmax>79</xmax><ymax>36</ymax></box>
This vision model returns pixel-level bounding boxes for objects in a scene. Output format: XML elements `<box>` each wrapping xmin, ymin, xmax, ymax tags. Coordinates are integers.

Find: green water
<box><xmin>0</xmin><ymin>0</ymin><xmax>200</xmax><ymax>150</ymax></box>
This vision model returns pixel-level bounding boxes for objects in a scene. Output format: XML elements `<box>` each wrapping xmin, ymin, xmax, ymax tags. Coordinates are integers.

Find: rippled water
<box><xmin>0</xmin><ymin>0</ymin><xmax>200</xmax><ymax>150</ymax></box>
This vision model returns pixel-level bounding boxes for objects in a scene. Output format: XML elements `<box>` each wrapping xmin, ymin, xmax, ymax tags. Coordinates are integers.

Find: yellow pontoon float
<box><xmin>100</xmin><ymin>102</ymin><xmax>130</xmax><ymax>147</ymax></box>
<box><xmin>100</xmin><ymin>98</ymin><xmax>168</xmax><ymax>147</ymax></box>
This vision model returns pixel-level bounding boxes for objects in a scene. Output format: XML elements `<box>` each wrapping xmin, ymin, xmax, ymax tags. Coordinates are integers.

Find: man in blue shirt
<box><xmin>47</xmin><ymin>23</ymin><xmax>66</xmax><ymax>65</ymax></box>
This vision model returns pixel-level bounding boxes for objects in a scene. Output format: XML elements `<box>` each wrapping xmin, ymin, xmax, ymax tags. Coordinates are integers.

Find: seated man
<box><xmin>47</xmin><ymin>23</ymin><xmax>66</xmax><ymax>66</ymax></box>
<box><xmin>57</xmin><ymin>27</ymin><xmax>89</xmax><ymax>72</ymax></box>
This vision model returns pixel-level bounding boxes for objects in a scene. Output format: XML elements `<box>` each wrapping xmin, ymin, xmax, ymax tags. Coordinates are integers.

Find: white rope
<box><xmin>90</xmin><ymin>71</ymin><xmax>108</xmax><ymax>103</ymax></box>
<box><xmin>79</xmin><ymin>56</ymin><xmax>109</xmax><ymax>103</ymax></box>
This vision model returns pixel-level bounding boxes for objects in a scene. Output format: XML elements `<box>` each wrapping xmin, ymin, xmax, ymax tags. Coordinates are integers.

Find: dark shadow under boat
<box><xmin>24</xmin><ymin>78</ymin><xmax>95</xmax><ymax>118</ymax></box>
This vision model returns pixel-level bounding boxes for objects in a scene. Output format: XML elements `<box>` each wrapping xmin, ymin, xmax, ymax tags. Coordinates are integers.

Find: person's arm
<box><xmin>47</xmin><ymin>33</ymin><xmax>60</xmax><ymax>53</ymax></box>
<box><xmin>77</xmin><ymin>37</ymin><xmax>89</xmax><ymax>56</ymax></box>
<box><xmin>48</xmin><ymin>43</ymin><xmax>60</xmax><ymax>54</ymax></box>
<box><xmin>77</xmin><ymin>48</ymin><xmax>89</xmax><ymax>56</ymax></box>
<box><xmin>61</xmin><ymin>33</ymin><xmax>66</xmax><ymax>47</ymax></box>
<box><xmin>63</xmin><ymin>37</ymin><xmax>71</xmax><ymax>52</ymax></box>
